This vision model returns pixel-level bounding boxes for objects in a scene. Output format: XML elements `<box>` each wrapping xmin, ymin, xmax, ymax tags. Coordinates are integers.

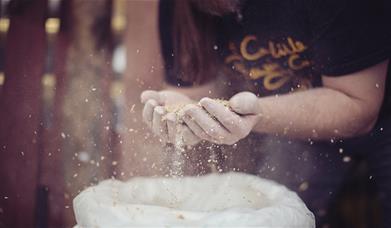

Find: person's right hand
<box><xmin>140</xmin><ymin>90</ymin><xmax>198</xmax><ymax>144</ymax></box>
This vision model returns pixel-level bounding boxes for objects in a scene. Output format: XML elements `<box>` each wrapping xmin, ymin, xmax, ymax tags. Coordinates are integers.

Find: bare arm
<box><xmin>174</xmin><ymin>60</ymin><xmax>389</xmax><ymax>145</ymax></box>
<box><xmin>252</xmin><ymin>60</ymin><xmax>389</xmax><ymax>139</ymax></box>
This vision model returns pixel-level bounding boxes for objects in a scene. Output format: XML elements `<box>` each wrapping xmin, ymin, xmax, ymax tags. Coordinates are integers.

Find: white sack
<box><xmin>73</xmin><ymin>172</ymin><xmax>315</xmax><ymax>227</ymax></box>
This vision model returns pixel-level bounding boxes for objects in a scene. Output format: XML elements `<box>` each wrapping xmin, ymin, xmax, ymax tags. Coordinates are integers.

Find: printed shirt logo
<box><xmin>225</xmin><ymin>35</ymin><xmax>314</xmax><ymax>95</ymax></box>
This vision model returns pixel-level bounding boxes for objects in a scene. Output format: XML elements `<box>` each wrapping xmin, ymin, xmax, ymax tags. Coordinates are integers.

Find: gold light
<box><xmin>0</xmin><ymin>18</ymin><xmax>10</xmax><ymax>33</ymax></box>
<box><xmin>42</xmin><ymin>73</ymin><xmax>56</xmax><ymax>102</ymax></box>
<box><xmin>111</xmin><ymin>0</ymin><xmax>126</xmax><ymax>33</ymax></box>
<box><xmin>0</xmin><ymin>72</ymin><xmax>5</xmax><ymax>85</ymax></box>
<box><xmin>112</xmin><ymin>15</ymin><xmax>126</xmax><ymax>33</ymax></box>
<box><xmin>45</xmin><ymin>18</ymin><xmax>60</xmax><ymax>35</ymax></box>
<box><xmin>110</xmin><ymin>80</ymin><xmax>124</xmax><ymax>99</ymax></box>
<box><xmin>42</xmin><ymin>73</ymin><xmax>56</xmax><ymax>88</ymax></box>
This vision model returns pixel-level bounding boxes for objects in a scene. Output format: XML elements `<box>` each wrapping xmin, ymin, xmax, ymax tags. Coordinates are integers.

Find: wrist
<box><xmin>252</xmin><ymin>98</ymin><xmax>268</xmax><ymax>134</ymax></box>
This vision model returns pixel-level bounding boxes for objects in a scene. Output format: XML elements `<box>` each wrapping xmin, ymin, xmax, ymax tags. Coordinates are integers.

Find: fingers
<box><xmin>142</xmin><ymin>99</ymin><xmax>158</xmax><ymax>127</ymax></box>
<box><xmin>229</xmin><ymin>91</ymin><xmax>260</xmax><ymax>115</ymax></box>
<box><xmin>140</xmin><ymin>90</ymin><xmax>161</xmax><ymax>104</ymax></box>
<box><xmin>183</xmin><ymin>104</ymin><xmax>230</xmax><ymax>143</ymax></box>
<box><xmin>167</xmin><ymin>114</ymin><xmax>201</xmax><ymax>146</ymax></box>
<box><xmin>199</xmin><ymin>97</ymin><xmax>241</xmax><ymax>133</ymax></box>
<box><xmin>178</xmin><ymin>124</ymin><xmax>201</xmax><ymax>146</ymax></box>
<box><xmin>165</xmin><ymin>112</ymin><xmax>177</xmax><ymax>143</ymax></box>
<box><xmin>182</xmin><ymin>114</ymin><xmax>216</xmax><ymax>143</ymax></box>
<box><xmin>152</xmin><ymin>106</ymin><xmax>168</xmax><ymax>142</ymax></box>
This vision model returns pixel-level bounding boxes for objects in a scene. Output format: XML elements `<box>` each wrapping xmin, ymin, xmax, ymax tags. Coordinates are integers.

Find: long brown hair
<box><xmin>172</xmin><ymin>0</ymin><xmax>241</xmax><ymax>85</ymax></box>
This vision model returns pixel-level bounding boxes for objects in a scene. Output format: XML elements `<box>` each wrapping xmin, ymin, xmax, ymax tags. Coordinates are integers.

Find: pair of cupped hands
<box><xmin>141</xmin><ymin>90</ymin><xmax>261</xmax><ymax>146</ymax></box>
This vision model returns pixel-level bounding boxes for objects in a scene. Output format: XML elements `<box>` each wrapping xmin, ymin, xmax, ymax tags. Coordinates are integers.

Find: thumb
<box><xmin>229</xmin><ymin>92</ymin><xmax>260</xmax><ymax>115</ymax></box>
<box><xmin>140</xmin><ymin>90</ymin><xmax>161</xmax><ymax>104</ymax></box>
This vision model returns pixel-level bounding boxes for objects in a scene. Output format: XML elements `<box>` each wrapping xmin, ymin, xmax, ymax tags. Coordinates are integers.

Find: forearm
<box><xmin>254</xmin><ymin>88</ymin><xmax>378</xmax><ymax>140</ymax></box>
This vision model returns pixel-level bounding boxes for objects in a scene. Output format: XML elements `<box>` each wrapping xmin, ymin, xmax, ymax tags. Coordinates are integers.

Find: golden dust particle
<box><xmin>164</xmin><ymin>104</ymin><xmax>186</xmax><ymax>114</ymax></box>
<box><xmin>177</xmin><ymin>214</ymin><xmax>185</xmax><ymax>219</ymax></box>
<box><xmin>130</xmin><ymin>104</ymin><xmax>136</xmax><ymax>112</ymax></box>
<box><xmin>299</xmin><ymin>182</ymin><xmax>309</xmax><ymax>191</ymax></box>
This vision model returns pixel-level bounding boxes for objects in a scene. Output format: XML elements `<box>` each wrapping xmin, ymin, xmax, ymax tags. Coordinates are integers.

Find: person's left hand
<box><xmin>182</xmin><ymin>92</ymin><xmax>261</xmax><ymax>145</ymax></box>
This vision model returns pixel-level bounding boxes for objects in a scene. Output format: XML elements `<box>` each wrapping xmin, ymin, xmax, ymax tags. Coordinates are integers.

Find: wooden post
<box><xmin>0</xmin><ymin>0</ymin><xmax>47</xmax><ymax>227</ymax></box>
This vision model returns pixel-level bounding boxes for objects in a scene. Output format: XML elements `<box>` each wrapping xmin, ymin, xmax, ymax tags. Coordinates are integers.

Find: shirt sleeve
<box><xmin>308</xmin><ymin>0</ymin><xmax>391</xmax><ymax>76</ymax></box>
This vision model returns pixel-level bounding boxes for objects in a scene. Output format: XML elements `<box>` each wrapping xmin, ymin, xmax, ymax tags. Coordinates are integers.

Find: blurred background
<box><xmin>0</xmin><ymin>0</ymin><xmax>383</xmax><ymax>227</ymax></box>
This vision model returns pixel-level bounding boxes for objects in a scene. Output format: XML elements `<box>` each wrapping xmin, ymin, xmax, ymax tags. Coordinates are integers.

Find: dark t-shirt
<box><xmin>160</xmin><ymin>0</ymin><xmax>390</xmax><ymax>121</ymax></box>
<box><xmin>159</xmin><ymin>0</ymin><xmax>391</xmax><ymax>226</ymax></box>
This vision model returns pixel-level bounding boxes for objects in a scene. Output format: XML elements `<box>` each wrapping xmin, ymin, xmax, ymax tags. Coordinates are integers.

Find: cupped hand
<box><xmin>140</xmin><ymin>90</ymin><xmax>200</xmax><ymax>145</ymax></box>
<box><xmin>182</xmin><ymin>92</ymin><xmax>261</xmax><ymax>145</ymax></box>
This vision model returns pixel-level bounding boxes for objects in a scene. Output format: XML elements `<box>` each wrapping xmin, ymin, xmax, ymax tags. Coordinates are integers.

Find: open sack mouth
<box><xmin>73</xmin><ymin>172</ymin><xmax>315</xmax><ymax>227</ymax></box>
